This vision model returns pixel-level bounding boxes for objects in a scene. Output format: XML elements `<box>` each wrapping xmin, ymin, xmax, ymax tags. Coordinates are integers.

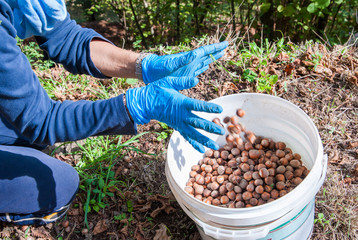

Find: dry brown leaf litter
<box><xmin>1</xmin><ymin>41</ymin><xmax>357</xmax><ymax>240</ymax></box>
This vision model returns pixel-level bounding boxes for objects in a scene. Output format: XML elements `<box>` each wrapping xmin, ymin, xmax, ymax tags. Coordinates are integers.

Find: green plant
<box><xmin>114</xmin><ymin>213</ymin><xmax>127</xmax><ymax>221</ymax></box>
<box><xmin>113</xmin><ymin>200</ymin><xmax>134</xmax><ymax>224</ymax></box>
<box><xmin>314</xmin><ymin>212</ymin><xmax>330</xmax><ymax>228</ymax></box>
<box><xmin>16</xmin><ymin>37</ymin><xmax>54</xmax><ymax>70</ymax></box>
<box><xmin>229</xmin><ymin>38</ymin><xmax>296</xmax><ymax>73</ymax></box>
<box><xmin>241</xmin><ymin>69</ymin><xmax>278</xmax><ymax>93</ymax></box>
<box><xmin>257</xmin><ymin>71</ymin><xmax>278</xmax><ymax>93</ymax></box>
<box><xmin>156</xmin><ymin>122</ymin><xmax>173</xmax><ymax>141</ymax></box>
<box><xmin>242</xmin><ymin>69</ymin><xmax>258</xmax><ymax>83</ymax></box>
<box><xmin>74</xmin><ymin>133</ymin><xmax>150</xmax><ymax>228</ymax></box>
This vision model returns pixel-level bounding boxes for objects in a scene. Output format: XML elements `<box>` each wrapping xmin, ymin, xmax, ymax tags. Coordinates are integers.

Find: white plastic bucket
<box><xmin>165</xmin><ymin>93</ymin><xmax>327</xmax><ymax>240</ymax></box>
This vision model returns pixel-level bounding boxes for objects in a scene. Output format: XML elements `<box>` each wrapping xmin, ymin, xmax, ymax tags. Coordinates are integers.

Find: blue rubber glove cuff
<box><xmin>126</xmin><ymin>88</ymin><xmax>151</xmax><ymax>125</ymax></box>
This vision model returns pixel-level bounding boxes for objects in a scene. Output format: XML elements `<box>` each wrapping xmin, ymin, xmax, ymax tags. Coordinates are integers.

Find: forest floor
<box><xmin>0</xmin><ymin>21</ymin><xmax>357</xmax><ymax>240</ymax></box>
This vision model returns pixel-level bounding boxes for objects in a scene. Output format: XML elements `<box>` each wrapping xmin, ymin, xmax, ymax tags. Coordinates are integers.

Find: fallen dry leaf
<box><xmin>343</xmin><ymin>177</ymin><xmax>353</xmax><ymax>184</ymax></box>
<box><xmin>314</xmin><ymin>65</ymin><xmax>333</xmax><ymax>76</ymax></box>
<box><xmin>134</xmin><ymin>223</ymin><xmax>146</xmax><ymax>240</ymax></box>
<box><xmin>348</xmin><ymin>75</ymin><xmax>358</xmax><ymax>86</ymax></box>
<box><xmin>284</xmin><ymin>63</ymin><xmax>294</xmax><ymax>75</ymax></box>
<box><xmin>135</xmin><ymin>194</ymin><xmax>176</xmax><ymax>218</ymax></box>
<box><xmin>251</xmin><ymin>56</ymin><xmax>260</xmax><ymax>67</ymax></box>
<box><xmin>348</xmin><ymin>141</ymin><xmax>358</xmax><ymax>149</ymax></box>
<box><xmin>329</xmin><ymin>150</ymin><xmax>340</xmax><ymax>164</ymax></box>
<box><xmin>67</xmin><ymin>208</ymin><xmax>80</xmax><ymax>216</ymax></box>
<box><xmin>332</xmin><ymin>66</ymin><xmax>344</xmax><ymax>74</ymax></box>
<box><xmin>293</xmin><ymin>58</ymin><xmax>301</xmax><ymax>65</ymax></box>
<box><xmin>153</xmin><ymin>223</ymin><xmax>171</xmax><ymax>240</ymax></box>
<box><xmin>120</xmin><ymin>219</ymin><xmax>129</xmax><ymax>237</ymax></box>
<box><xmin>302</xmin><ymin>60</ymin><xmax>315</xmax><ymax>67</ymax></box>
<box><xmin>353</xmin><ymin>164</ymin><xmax>358</xmax><ymax>178</ymax></box>
<box><xmin>267</xmin><ymin>65</ymin><xmax>279</xmax><ymax>75</ymax></box>
<box><xmin>93</xmin><ymin>219</ymin><xmax>108</xmax><ymax>235</ymax></box>
<box><xmin>54</xmin><ymin>92</ymin><xmax>66</xmax><ymax>101</ymax></box>
<box><xmin>31</xmin><ymin>226</ymin><xmax>52</xmax><ymax>239</ymax></box>
<box><xmin>219</xmin><ymin>81</ymin><xmax>238</xmax><ymax>96</ymax></box>
<box><xmin>51</xmin><ymin>66</ymin><xmax>63</xmax><ymax>80</ymax></box>
<box><xmin>296</xmin><ymin>66</ymin><xmax>309</xmax><ymax>75</ymax></box>
<box><xmin>278</xmin><ymin>52</ymin><xmax>290</xmax><ymax>62</ymax></box>
<box><xmin>0</xmin><ymin>227</ymin><xmax>12</xmax><ymax>238</ymax></box>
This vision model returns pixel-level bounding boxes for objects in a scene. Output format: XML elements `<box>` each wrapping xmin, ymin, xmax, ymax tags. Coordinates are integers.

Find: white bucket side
<box><xmin>166</xmin><ymin>93</ymin><xmax>327</xmax><ymax>238</ymax></box>
<box><xmin>195</xmin><ymin>200</ymin><xmax>315</xmax><ymax>240</ymax></box>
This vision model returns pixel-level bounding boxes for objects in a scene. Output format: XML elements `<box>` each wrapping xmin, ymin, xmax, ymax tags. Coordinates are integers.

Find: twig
<box><xmin>312</xmin><ymin>85</ymin><xmax>332</xmax><ymax>100</ymax></box>
<box><xmin>312</xmin><ymin>29</ymin><xmax>331</xmax><ymax>48</ymax></box>
<box><xmin>332</xmin><ymin>99</ymin><xmax>350</xmax><ymax>113</ymax></box>
<box><xmin>64</xmin><ymin>222</ymin><xmax>76</xmax><ymax>240</ymax></box>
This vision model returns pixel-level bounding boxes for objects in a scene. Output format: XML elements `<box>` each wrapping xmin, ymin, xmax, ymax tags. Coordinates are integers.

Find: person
<box><xmin>0</xmin><ymin>0</ymin><xmax>228</xmax><ymax>225</ymax></box>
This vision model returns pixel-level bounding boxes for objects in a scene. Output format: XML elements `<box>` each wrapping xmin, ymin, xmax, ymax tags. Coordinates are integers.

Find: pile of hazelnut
<box><xmin>184</xmin><ymin>109</ymin><xmax>309</xmax><ymax>208</ymax></box>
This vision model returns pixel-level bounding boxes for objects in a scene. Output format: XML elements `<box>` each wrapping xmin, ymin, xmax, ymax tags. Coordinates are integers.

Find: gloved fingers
<box><xmin>184</xmin><ymin>98</ymin><xmax>223</xmax><ymax>113</ymax></box>
<box><xmin>163</xmin><ymin>76</ymin><xmax>199</xmax><ymax>91</ymax></box>
<box><xmin>181</xmin><ymin>129</ymin><xmax>220</xmax><ymax>152</ymax></box>
<box><xmin>194</xmin><ymin>65</ymin><xmax>209</xmax><ymax>76</ymax></box>
<box><xmin>193</xmin><ymin>41</ymin><xmax>229</xmax><ymax>58</ymax></box>
<box><xmin>167</xmin><ymin>51</ymin><xmax>195</xmax><ymax>73</ymax></box>
<box><xmin>201</xmin><ymin>50</ymin><xmax>225</xmax><ymax>66</ymax></box>
<box><xmin>183</xmin><ymin>135</ymin><xmax>206</xmax><ymax>153</ymax></box>
<box><xmin>193</xmin><ymin>51</ymin><xmax>225</xmax><ymax>76</ymax></box>
<box><xmin>185</xmin><ymin>116</ymin><xmax>225</xmax><ymax>135</ymax></box>
<box><xmin>178</xmin><ymin>51</ymin><xmax>196</xmax><ymax>66</ymax></box>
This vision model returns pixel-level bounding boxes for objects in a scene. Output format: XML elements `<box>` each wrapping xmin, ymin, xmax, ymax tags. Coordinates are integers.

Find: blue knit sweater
<box><xmin>0</xmin><ymin>1</ymin><xmax>137</xmax><ymax>146</ymax></box>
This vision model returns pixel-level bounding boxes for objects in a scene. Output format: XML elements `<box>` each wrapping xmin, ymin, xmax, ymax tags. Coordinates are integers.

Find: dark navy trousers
<box><xmin>0</xmin><ymin>117</ymin><xmax>79</xmax><ymax>225</ymax></box>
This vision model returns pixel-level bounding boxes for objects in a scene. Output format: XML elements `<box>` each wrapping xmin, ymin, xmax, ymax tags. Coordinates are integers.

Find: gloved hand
<box><xmin>126</xmin><ymin>77</ymin><xmax>225</xmax><ymax>152</ymax></box>
<box><xmin>141</xmin><ymin>41</ymin><xmax>229</xmax><ymax>84</ymax></box>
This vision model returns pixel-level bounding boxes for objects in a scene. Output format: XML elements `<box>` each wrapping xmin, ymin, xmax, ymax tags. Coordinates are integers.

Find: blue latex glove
<box><xmin>141</xmin><ymin>41</ymin><xmax>229</xmax><ymax>84</ymax></box>
<box><xmin>126</xmin><ymin>77</ymin><xmax>225</xmax><ymax>152</ymax></box>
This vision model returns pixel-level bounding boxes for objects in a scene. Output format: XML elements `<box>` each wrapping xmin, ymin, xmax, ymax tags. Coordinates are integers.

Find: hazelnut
<box><xmin>249</xmin><ymin>149</ymin><xmax>260</xmax><ymax>159</ymax></box>
<box><xmin>255</xmin><ymin>185</ymin><xmax>264</xmax><ymax>194</ymax></box>
<box><xmin>242</xmin><ymin>191</ymin><xmax>253</xmax><ymax>201</ymax></box>
<box><xmin>290</xmin><ymin>160</ymin><xmax>301</xmax><ymax>168</ymax></box>
<box><xmin>236</xmin><ymin>108</ymin><xmax>245</xmax><ymax>117</ymax></box>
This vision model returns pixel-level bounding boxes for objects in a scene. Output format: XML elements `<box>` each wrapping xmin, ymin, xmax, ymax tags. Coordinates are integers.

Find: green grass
<box><xmin>73</xmin><ymin>134</ymin><xmax>149</xmax><ymax>228</ymax></box>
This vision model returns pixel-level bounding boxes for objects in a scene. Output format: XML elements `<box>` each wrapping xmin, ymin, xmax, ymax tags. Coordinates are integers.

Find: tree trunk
<box><xmin>231</xmin><ymin>0</ymin><xmax>236</xmax><ymax>32</ymax></box>
<box><xmin>329</xmin><ymin>3</ymin><xmax>342</xmax><ymax>34</ymax></box>
<box><xmin>128</xmin><ymin>0</ymin><xmax>148</xmax><ymax>49</ymax></box>
<box><xmin>316</xmin><ymin>2</ymin><xmax>334</xmax><ymax>38</ymax></box>
<box><xmin>193</xmin><ymin>0</ymin><xmax>200</xmax><ymax>35</ymax></box>
<box><xmin>259</xmin><ymin>0</ymin><xmax>274</xmax><ymax>39</ymax></box>
<box><xmin>176</xmin><ymin>0</ymin><xmax>180</xmax><ymax>43</ymax></box>
<box><xmin>199</xmin><ymin>0</ymin><xmax>213</xmax><ymax>25</ymax></box>
<box><xmin>246</xmin><ymin>2</ymin><xmax>251</xmax><ymax>25</ymax></box>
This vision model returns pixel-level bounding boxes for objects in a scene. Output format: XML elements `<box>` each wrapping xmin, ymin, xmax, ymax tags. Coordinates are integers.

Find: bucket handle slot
<box><xmin>202</xmin><ymin>223</ymin><xmax>270</xmax><ymax>240</ymax></box>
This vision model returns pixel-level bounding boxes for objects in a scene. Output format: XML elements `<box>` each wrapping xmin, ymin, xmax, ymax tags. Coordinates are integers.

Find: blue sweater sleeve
<box><xmin>35</xmin><ymin>13</ymin><xmax>109</xmax><ymax>78</ymax></box>
<box><xmin>0</xmin><ymin>2</ymin><xmax>137</xmax><ymax>146</ymax></box>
